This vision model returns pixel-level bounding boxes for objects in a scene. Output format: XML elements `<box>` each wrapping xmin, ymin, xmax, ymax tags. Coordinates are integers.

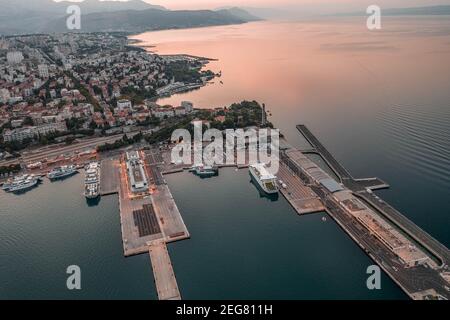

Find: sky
<box><xmin>142</xmin><ymin>0</ymin><xmax>450</xmax><ymax>11</ymax></box>
<box><xmin>55</xmin><ymin>0</ymin><xmax>450</xmax><ymax>15</ymax></box>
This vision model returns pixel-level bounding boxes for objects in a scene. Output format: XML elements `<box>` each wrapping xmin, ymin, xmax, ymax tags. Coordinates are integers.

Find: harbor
<box><xmin>279</xmin><ymin>125</ymin><xmax>450</xmax><ymax>300</ymax></box>
<box><xmin>3</xmin><ymin>124</ymin><xmax>449</xmax><ymax>300</ymax></box>
<box><xmin>0</xmin><ymin>156</ymin><xmax>409</xmax><ymax>300</ymax></box>
<box><xmin>109</xmin><ymin>150</ymin><xmax>189</xmax><ymax>299</ymax></box>
<box><xmin>100</xmin><ymin>144</ymin><xmax>273</xmax><ymax>299</ymax></box>
<box><xmin>1</xmin><ymin>146</ymin><xmax>189</xmax><ymax>300</ymax></box>
<box><xmin>296</xmin><ymin>125</ymin><xmax>450</xmax><ymax>267</ymax></box>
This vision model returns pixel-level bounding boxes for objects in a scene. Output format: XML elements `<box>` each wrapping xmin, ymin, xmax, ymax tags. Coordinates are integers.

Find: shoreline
<box><xmin>127</xmin><ymin>37</ymin><xmax>218</xmax><ymax>62</ymax></box>
<box><xmin>126</xmin><ymin>34</ymin><xmax>220</xmax><ymax>101</ymax></box>
<box><xmin>125</xmin><ymin>21</ymin><xmax>254</xmax><ymax>40</ymax></box>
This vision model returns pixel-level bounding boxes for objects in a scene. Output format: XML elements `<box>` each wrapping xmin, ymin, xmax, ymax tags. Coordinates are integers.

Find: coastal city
<box><xmin>1</xmin><ymin>31</ymin><xmax>449</xmax><ymax>302</ymax></box>
<box><xmin>0</xmin><ymin>32</ymin><xmax>215</xmax><ymax>164</ymax></box>
<box><xmin>1</xmin><ymin>0</ymin><xmax>450</xmax><ymax>306</ymax></box>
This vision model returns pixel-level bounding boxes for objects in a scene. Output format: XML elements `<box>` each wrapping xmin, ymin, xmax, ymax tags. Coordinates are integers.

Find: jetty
<box><xmin>107</xmin><ymin>150</ymin><xmax>188</xmax><ymax>299</ymax></box>
<box><xmin>280</xmin><ymin>125</ymin><xmax>450</xmax><ymax>300</ymax></box>
<box><xmin>148</xmin><ymin>241</ymin><xmax>181</xmax><ymax>300</ymax></box>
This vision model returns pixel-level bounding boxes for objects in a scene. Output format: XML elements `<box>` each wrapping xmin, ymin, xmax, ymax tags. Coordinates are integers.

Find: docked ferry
<box><xmin>6</xmin><ymin>174</ymin><xmax>40</xmax><ymax>193</ymax></box>
<box><xmin>2</xmin><ymin>174</ymin><xmax>29</xmax><ymax>191</ymax></box>
<box><xmin>84</xmin><ymin>162</ymin><xmax>100</xmax><ymax>199</ymax></box>
<box><xmin>249</xmin><ymin>163</ymin><xmax>279</xmax><ymax>194</ymax></box>
<box><xmin>48</xmin><ymin>165</ymin><xmax>78</xmax><ymax>181</ymax></box>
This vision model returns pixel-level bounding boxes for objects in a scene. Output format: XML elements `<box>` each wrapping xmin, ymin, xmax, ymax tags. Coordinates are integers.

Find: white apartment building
<box><xmin>117</xmin><ymin>99</ymin><xmax>132</xmax><ymax>110</ymax></box>
<box><xmin>0</xmin><ymin>88</ymin><xmax>10</xmax><ymax>103</ymax></box>
<box><xmin>152</xmin><ymin>108</ymin><xmax>174</xmax><ymax>119</ymax></box>
<box><xmin>2</xmin><ymin>121</ymin><xmax>67</xmax><ymax>143</ymax></box>
<box><xmin>38</xmin><ymin>64</ymin><xmax>49</xmax><ymax>78</ymax></box>
<box><xmin>7</xmin><ymin>51</ymin><xmax>24</xmax><ymax>64</ymax></box>
<box><xmin>3</xmin><ymin>127</ymin><xmax>37</xmax><ymax>142</ymax></box>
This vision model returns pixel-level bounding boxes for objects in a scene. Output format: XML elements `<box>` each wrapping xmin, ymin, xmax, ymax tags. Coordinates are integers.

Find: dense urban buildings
<box><xmin>0</xmin><ymin>33</ymin><xmax>217</xmax><ymax>159</ymax></box>
<box><xmin>1</xmin><ymin>2</ymin><xmax>449</xmax><ymax>304</ymax></box>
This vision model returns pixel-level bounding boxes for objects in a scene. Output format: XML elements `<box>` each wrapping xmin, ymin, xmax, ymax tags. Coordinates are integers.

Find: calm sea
<box><xmin>2</xmin><ymin>18</ymin><xmax>449</xmax><ymax>299</ymax></box>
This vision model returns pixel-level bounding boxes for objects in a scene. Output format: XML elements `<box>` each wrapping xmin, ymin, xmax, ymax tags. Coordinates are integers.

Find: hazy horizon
<box><xmin>52</xmin><ymin>0</ymin><xmax>450</xmax><ymax>14</ymax></box>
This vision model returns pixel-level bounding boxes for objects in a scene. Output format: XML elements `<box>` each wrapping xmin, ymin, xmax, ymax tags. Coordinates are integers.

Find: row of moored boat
<box><xmin>1</xmin><ymin>164</ymin><xmax>96</xmax><ymax>195</ymax></box>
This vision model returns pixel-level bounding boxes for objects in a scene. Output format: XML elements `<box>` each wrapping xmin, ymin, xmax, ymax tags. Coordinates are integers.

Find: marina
<box><xmin>3</xmin><ymin>126</ymin><xmax>449</xmax><ymax>300</ymax></box>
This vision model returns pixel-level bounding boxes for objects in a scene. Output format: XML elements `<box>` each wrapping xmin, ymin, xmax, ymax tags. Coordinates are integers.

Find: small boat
<box><xmin>190</xmin><ymin>164</ymin><xmax>218</xmax><ymax>177</ymax></box>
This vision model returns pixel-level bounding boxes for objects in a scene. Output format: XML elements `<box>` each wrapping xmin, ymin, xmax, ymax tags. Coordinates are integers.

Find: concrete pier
<box><xmin>297</xmin><ymin>125</ymin><xmax>450</xmax><ymax>267</ymax></box>
<box><xmin>151</xmin><ymin>184</ymin><xmax>190</xmax><ymax>243</ymax></box>
<box><xmin>148</xmin><ymin>241</ymin><xmax>181</xmax><ymax>300</ymax></box>
<box><xmin>277</xmin><ymin>163</ymin><xmax>325</xmax><ymax>214</ymax></box>
<box><xmin>291</xmin><ymin>125</ymin><xmax>450</xmax><ymax>300</ymax></box>
<box><xmin>117</xmin><ymin>151</ymin><xmax>189</xmax><ymax>300</ymax></box>
<box><xmin>118</xmin><ymin>164</ymin><xmax>163</xmax><ymax>256</ymax></box>
<box><xmin>297</xmin><ymin>125</ymin><xmax>389</xmax><ymax>191</ymax></box>
<box><xmin>100</xmin><ymin>158</ymin><xmax>120</xmax><ymax>195</ymax></box>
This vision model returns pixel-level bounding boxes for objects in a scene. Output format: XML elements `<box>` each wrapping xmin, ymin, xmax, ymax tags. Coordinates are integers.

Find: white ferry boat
<box><xmin>48</xmin><ymin>165</ymin><xmax>78</xmax><ymax>181</ymax></box>
<box><xmin>84</xmin><ymin>162</ymin><xmax>100</xmax><ymax>199</ymax></box>
<box><xmin>2</xmin><ymin>174</ymin><xmax>28</xmax><ymax>191</ymax></box>
<box><xmin>249</xmin><ymin>163</ymin><xmax>279</xmax><ymax>195</ymax></box>
<box><xmin>7</xmin><ymin>174</ymin><xmax>40</xmax><ymax>193</ymax></box>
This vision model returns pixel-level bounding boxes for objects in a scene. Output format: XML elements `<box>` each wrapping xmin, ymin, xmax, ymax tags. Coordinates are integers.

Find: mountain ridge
<box><xmin>44</xmin><ymin>8</ymin><xmax>257</xmax><ymax>34</ymax></box>
<box><xmin>0</xmin><ymin>0</ymin><xmax>166</xmax><ymax>15</ymax></box>
<box><xmin>0</xmin><ymin>0</ymin><xmax>260</xmax><ymax>35</ymax></box>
